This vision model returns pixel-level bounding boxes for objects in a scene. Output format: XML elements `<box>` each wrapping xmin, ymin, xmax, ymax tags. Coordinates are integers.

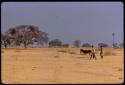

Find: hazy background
<box><xmin>1</xmin><ymin>2</ymin><xmax>123</xmax><ymax>46</ymax></box>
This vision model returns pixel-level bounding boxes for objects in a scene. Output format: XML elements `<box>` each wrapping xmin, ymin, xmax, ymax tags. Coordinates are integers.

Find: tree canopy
<box><xmin>2</xmin><ymin>25</ymin><xmax>49</xmax><ymax>48</ymax></box>
<box><xmin>48</xmin><ymin>39</ymin><xmax>62</xmax><ymax>48</ymax></box>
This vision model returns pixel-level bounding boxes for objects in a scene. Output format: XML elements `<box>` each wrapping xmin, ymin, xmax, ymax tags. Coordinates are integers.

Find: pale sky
<box><xmin>1</xmin><ymin>2</ymin><xmax>123</xmax><ymax>46</ymax></box>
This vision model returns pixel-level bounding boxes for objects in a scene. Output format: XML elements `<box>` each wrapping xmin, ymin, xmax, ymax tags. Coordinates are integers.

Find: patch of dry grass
<box><xmin>104</xmin><ymin>51</ymin><xmax>117</xmax><ymax>56</ymax></box>
<box><xmin>58</xmin><ymin>50</ymin><xmax>67</xmax><ymax>53</ymax></box>
<box><xmin>69</xmin><ymin>52</ymin><xmax>76</xmax><ymax>54</ymax></box>
<box><xmin>15</xmin><ymin>50</ymin><xmax>21</xmax><ymax>52</ymax></box>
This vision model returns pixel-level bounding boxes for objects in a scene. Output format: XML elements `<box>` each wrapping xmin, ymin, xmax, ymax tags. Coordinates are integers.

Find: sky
<box><xmin>1</xmin><ymin>2</ymin><xmax>123</xmax><ymax>46</ymax></box>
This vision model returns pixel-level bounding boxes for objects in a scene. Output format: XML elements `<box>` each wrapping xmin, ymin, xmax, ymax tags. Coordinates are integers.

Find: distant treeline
<box><xmin>1</xmin><ymin>25</ymin><xmax>123</xmax><ymax>48</ymax></box>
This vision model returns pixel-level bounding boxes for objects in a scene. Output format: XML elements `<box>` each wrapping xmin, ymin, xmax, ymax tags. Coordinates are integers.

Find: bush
<box><xmin>49</xmin><ymin>39</ymin><xmax>62</xmax><ymax>47</ymax></box>
<box><xmin>73</xmin><ymin>40</ymin><xmax>81</xmax><ymax>48</ymax></box>
<box><xmin>82</xmin><ymin>43</ymin><xmax>92</xmax><ymax>47</ymax></box>
<box><xmin>98</xmin><ymin>43</ymin><xmax>109</xmax><ymax>47</ymax></box>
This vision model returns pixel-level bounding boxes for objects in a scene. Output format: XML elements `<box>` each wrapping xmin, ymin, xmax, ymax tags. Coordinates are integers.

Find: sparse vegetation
<box><xmin>82</xmin><ymin>43</ymin><xmax>92</xmax><ymax>47</ymax></box>
<box><xmin>119</xmin><ymin>43</ymin><xmax>123</xmax><ymax>48</ymax></box>
<box><xmin>48</xmin><ymin>39</ymin><xmax>62</xmax><ymax>48</ymax></box>
<box><xmin>98</xmin><ymin>43</ymin><xmax>109</xmax><ymax>47</ymax></box>
<box><xmin>73</xmin><ymin>40</ymin><xmax>81</xmax><ymax>48</ymax></box>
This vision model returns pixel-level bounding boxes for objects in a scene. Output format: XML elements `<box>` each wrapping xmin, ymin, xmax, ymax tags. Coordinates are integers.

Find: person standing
<box><xmin>90</xmin><ymin>45</ymin><xmax>97</xmax><ymax>60</ymax></box>
<box><xmin>100</xmin><ymin>46</ymin><xmax>103</xmax><ymax>59</ymax></box>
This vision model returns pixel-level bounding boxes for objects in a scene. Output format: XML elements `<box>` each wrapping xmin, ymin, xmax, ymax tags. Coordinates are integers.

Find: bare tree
<box><xmin>73</xmin><ymin>40</ymin><xmax>81</xmax><ymax>48</ymax></box>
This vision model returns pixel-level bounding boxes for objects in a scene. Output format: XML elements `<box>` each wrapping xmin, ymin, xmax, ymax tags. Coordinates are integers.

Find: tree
<box><xmin>98</xmin><ymin>43</ymin><xmax>109</xmax><ymax>47</ymax></box>
<box><xmin>9</xmin><ymin>28</ymin><xmax>16</xmax><ymax>36</ymax></box>
<box><xmin>48</xmin><ymin>39</ymin><xmax>62</xmax><ymax>48</ymax></box>
<box><xmin>3</xmin><ymin>25</ymin><xmax>49</xmax><ymax>48</ymax></box>
<box><xmin>1</xmin><ymin>33</ymin><xmax>13</xmax><ymax>48</ymax></box>
<box><xmin>82</xmin><ymin>43</ymin><xmax>92</xmax><ymax>47</ymax></box>
<box><xmin>37</xmin><ymin>31</ymin><xmax>49</xmax><ymax>47</ymax></box>
<box><xmin>1</xmin><ymin>34</ymin><xmax>6</xmax><ymax>48</ymax></box>
<box><xmin>119</xmin><ymin>43</ymin><xmax>123</xmax><ymax>48</ymax></box>
<box><xmin>73</xmin><ymin>40</ymin><xmax>81</xmax><ymax>48</ymax></box>
<box><xmin>8</xmin><ymin>28</ymin><xmax>21</xmax><ymax>47</ymax></box>
<box><xmin>113</xmin><ymin>43</ymin><xmax>119</xmax><ymax>48</ymax></box>
<box><xmin>112</xmin><ymin>33</ymin><xmax>115</xmax><ymax>48</ymax></box>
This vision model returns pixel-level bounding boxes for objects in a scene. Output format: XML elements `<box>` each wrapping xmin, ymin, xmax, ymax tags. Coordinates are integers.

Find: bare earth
<box><xmin>1</xmin><ymin>48</ymin><xmax>124</xmax><ymax>84</ymax></box>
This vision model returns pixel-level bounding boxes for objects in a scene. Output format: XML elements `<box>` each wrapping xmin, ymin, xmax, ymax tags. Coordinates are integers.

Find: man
<box><xmin>100</xmin><ymin>46</ymin><xmax>103</xmax><ymax>59</ymax></box>
<box><xmin>90</xmin><ymin>45</ymin><xmax>97</xmax><ymax>60</ymax></box>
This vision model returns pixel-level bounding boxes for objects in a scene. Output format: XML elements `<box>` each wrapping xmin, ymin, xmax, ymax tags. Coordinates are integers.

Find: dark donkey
<box><xmin>80</xmin><ymin>49</ymin><xmax>92</xmax><ymax>56</ymax></box>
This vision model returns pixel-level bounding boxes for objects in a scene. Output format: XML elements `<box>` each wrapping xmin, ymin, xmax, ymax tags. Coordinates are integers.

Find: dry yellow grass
<box><xmin>1</xmin><ymin>47</ymin><xmax>124</xmax><ymax>84</ymax></box>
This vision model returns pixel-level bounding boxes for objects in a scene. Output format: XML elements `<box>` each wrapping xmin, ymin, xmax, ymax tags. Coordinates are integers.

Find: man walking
<box><xmin>90</xmin><ymin>45</ymin><xmax>97</xmax><ymax>60</ymax></box>
<box><xmin>100</xmin><ymin>46</ymin><xmax>103</xmax><ymax>59</ymax></box>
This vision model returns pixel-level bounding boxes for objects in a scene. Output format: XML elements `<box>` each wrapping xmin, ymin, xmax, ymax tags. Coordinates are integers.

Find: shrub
<box><xmin>82</xmin><ymin>43</ymin><xmax>92</xmax><ymax>47</ymax></box>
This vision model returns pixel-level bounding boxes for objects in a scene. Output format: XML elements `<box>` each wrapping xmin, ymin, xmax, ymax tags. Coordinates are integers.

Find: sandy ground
<box><xmin>1</xmin><ymin>47</ymin><xmax>124</xmax><ymax>84</ymax></box>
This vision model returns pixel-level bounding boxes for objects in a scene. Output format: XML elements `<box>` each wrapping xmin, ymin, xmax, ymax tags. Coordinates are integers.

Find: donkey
<box><xmin>80</xmin><ymin>49</ymin><xmax>92</xmax><ymax>56</ymax></box>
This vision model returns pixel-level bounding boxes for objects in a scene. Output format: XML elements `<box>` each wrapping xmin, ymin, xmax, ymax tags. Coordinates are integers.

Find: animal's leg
<box><xmin>80</xmin><ymin>51</ymin><xmax>82</xmax><ymax>55</ymax></box>
<box><xmin>90</xmin><ymin>53</ymin><xmax>92</xmax><ymax>60</ymax></box>
<box><xmin>94</xmin><ymin>54</ymin><xmax>97</xmax><ymax>60</ymax></box>
<box><xmin>100</xmin><ymin>53</ymin><xmax>103</xmax><ymax>59</ymax></box>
